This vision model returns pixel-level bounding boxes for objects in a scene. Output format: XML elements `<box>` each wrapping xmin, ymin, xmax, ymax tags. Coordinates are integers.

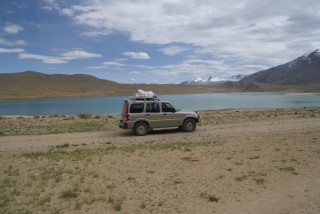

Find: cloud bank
<box><xmin>59</xmin><ymin>0</ymin><xmax>320</xmax><ymax>65</ymax></box>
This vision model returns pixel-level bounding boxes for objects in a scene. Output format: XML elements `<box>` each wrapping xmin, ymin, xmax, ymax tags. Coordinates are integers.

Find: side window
<box><xmin>146</xmin><ymin>102</ymin><xmax>160</xmax><ymax>113</ymax></box>
<box><xmin>130</xmin><ymin>103</ymin><xmax>144</xmax><ymax>113</ymax></box>
<box><xmin>161</xmin><ymin>103</ymin><xmax>175</xmax><ymax>112</ymax></box>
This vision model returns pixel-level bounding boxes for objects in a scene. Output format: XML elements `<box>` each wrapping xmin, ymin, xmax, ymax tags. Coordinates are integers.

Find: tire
<box><xmin>182</xmin><ymin>119</ymin><xmax>196</xmax><ymax>132</ymax></box>
<box><xmin>134</xmin><ymin>122</ymin><xmax>149</xmax><ymax>136</ymax></box>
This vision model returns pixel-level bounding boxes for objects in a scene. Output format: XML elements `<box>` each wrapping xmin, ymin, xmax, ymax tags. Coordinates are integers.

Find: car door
<box><xmin>161</xmin><ymin>102</ymin><xmax>179</xmax><ymax>127</ymax></box>
<box><xmin>145</xmin><ymin>102</ymin><xmax>163</xmax><ymax>128</ymax></box>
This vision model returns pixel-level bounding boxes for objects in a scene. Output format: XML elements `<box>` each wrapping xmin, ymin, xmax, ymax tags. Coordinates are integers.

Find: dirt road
<box><xmin>1</xmin><ymin>117</ymin><xmax>319</xmax><ymax>151</ymax></box>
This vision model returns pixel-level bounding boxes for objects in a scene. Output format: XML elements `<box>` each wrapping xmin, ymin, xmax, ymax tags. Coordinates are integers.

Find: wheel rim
<box><xmin>137</xmin><ymin>125</ymin><xmax>146</xmax><ymax>135</ymax></box>
<box><xmin>186</xmin><ymin>122</ymin><xmax>194</xmax><ymax>131</ymax></box>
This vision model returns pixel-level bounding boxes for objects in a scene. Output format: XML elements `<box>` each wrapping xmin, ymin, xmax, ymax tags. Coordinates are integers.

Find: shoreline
<box><xmin>1</xmin><ymin>91</ymin><xmax>320</xmax><ymax>100</ymax></box>
<box><xmin>1</xmin><ymin>106</ymin><xmax>320</xmax><ymax>119</ymax></box>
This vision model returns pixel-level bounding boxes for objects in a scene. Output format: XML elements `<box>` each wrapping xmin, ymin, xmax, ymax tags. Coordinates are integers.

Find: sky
<box><xmin>0</xmin><ymin>0</ymin><xmax>319</xmax><ymax>84</ymax></box>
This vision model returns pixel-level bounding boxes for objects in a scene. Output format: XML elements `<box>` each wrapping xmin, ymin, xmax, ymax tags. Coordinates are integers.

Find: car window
<box><xmin>161</xmin><ymin>103</ymin><xmax>175</xmax><ymax>112</ymax></box>
<box><xmin>130</xmin><ymin>103</ymin><xmax>144</xmax><ymax>113</ymax></box>
<box><xmin>146</xmin><ymin>102</ymin><xmax>160</xmax><ymax>113</ymax></box>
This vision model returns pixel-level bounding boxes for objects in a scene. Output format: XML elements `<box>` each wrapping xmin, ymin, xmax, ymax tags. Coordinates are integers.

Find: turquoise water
<box><xmin>0</xmin><ymin>92</ymin><xmax>319</xmax><ymax>115</ymax></box>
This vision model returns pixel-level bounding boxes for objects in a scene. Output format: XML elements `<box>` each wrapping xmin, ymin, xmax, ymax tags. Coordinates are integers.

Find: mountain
<box><xmin>0</xmin><ymin>71</ymin><xmax>251</xmax><ymax>98</ymax></box>
<box><xmin>0</xmin><ymin>71</ymin><xmax>120</xmax><ymax>98</ymax></box>
<box><xmin>180</xmin><ymin>74</ymin><xmax>247</xmax><ymax>85</ymax></box>
<box><xmin>1</xmin><ymin>71</ymin><xmax>320</xmax><ymax>99</ymax></box>
<box><xmin>241</xmin><ymin>49</ymin><xmax>320</xmax><ymax>85</ymax></box>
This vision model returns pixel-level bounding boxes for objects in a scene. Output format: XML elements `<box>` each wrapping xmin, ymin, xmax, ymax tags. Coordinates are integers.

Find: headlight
<box><xmin>195</xmin><ymin>111</ymin><xmax>200</xmax><ymax>118</ymax></box>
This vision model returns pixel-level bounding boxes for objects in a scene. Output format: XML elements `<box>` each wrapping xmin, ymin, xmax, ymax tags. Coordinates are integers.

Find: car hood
<box><xmin>176</xmin><ymin>110</ymin><xmax>197</xmax><ymax>115</ymax></box>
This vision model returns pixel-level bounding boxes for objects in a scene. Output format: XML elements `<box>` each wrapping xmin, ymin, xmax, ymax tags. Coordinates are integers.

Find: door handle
<box><xmin>146</xmin><ymin>114</ymin><xmax>150</xmax><ymax>116</ymax></box>
<box><xmin>163</xmin><ymin>113</ymin><xmax>167</xmax><ymax>115</ymax></box>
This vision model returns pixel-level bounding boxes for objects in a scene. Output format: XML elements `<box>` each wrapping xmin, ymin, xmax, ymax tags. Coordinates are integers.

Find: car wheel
<box><xmin>182</xmin><ymin>119</ymin><xmax>196</xmax><ymax>132</ymax></box>
<box><xmin>134</xmin><ymin>122</ymin><xmax>149</xmax><ymax>136</ymax></box>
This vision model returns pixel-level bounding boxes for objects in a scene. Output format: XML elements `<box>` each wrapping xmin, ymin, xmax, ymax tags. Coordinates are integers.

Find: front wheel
<box><xmin>182</xmin><ymin>119</ymin><xmax>196</xmax><ymax>132</ymax></box>
<box><xmin>134</xmin><ymin>122</ymin><xmax>149</xmax><ymax>136</ymax></box>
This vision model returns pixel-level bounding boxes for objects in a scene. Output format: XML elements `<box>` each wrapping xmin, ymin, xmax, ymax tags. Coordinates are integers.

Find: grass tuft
<box><xmin>235</xmin><ymin>175</ymin><xmax>248</xmax><ymax>182</ymax></box>
<box><xmin>200</xmin><ymin>192</ymin><xmax>219</xmax><ymax>203</ymax></box>
<box><xmin>55</xmin><ymin>143</ymin><xmax>70</xmax><ymax>148</ymax></box>
<box><xmin>140</xmin><ymin>201</ymin><xmax>146</xmax><ymax>209</ymax></box>
<box><xmin>60</xmin><ymin>187</ymin><xmax>78</xmax><ymax>200</ymax></box>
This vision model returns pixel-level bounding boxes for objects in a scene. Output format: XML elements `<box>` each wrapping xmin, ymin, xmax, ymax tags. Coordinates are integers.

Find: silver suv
<box><xmin>119</xmin><ymin>91</ymin><xmax>200</xmax><ymax>136</ymax></box>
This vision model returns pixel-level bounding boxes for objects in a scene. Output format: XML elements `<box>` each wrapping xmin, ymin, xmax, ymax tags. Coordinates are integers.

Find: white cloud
<box><xmin>18</xmin><ymin>50</ymin><xmax>102</xmax><ymax>64</ymax></box>
<box><xmin>87</xmin><ymin>61</ymin><xmax>154</xmax><ymax>70</ymax></box>
<box><xmin>59</xmin><ymin>50</ymin><xmax>102</xmax><ymax>60</ymax></box>
<box><xmin>129</xmin><ymin>71</ymin><xmax>141</xmax><ymax>74</ymax></box>
<box><xmin>60</xmin><ymin>8</ymin><xmax>74</xmax><ymax>16</ymax></box>
<box><xmin>0</xmin><ymin>38</ymin><xmax>26</xmax><ymax>46</ymax></box>
<box><xmin>122</xmin><ymin>52</ymin><xmax>150</xmax><ymax>59</ymax></box>
<box><xmin>88</xmin><ymin>56</ymin><xmax>265</xmax><ymax>78</ymax></box>
<box><xmin>19</xmin><ymin>53</ymin><xmax>68</xmax><ymax>64</ymax></box>
<box><xmin>0</xmin><ymin>48</ymin><xmax>25</xmax><ymax>53</ymax></box>
<box><xmin>81</xmin><ymin>30</ymin><xmax>110</xmax><ymax>37</ymax></box>
<box><xmin>159</xmin><ymin>46</ymin><xmax>190</xmax><ymax>56</ymax></box>
<box><xmin>86</xmin><ymin>66</ymin><xmax>107</xmax><ymax>69</ymax></box>
<box><xmin>42</xmin><ymin>0</ymin><xmax>60</xmax><ymax>10</ymax></box>
<box><xmin>102</xmin><ymin>61</ymin><xmax>125</xmax><ymax>66</ymax></box>
<box><xmin>144</xmin><ymin>58</ymin><xmax>267</xmax><ymax>77</ymax></box>
<box><xmin>3</xmin><ymin>24</ymin><xmax>24</xmax><ymax>34</ymax></box>
<box><xmin>61</xmin><ymin>0</ymin><xmax>320</xmax><ymax>66</ymax></box>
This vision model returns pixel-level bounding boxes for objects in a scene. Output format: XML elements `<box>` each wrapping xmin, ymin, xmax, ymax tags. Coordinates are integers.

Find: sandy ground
<box><xmin>0</xmin><ymin>108</ymin><xmax>320</xmax><ymax>213</ymax></box>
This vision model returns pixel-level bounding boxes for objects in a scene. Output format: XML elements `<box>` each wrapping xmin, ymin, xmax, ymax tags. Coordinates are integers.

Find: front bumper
<box><xmin>119</xmin><ymin>120</ymin><xmax>128</xmax><ymax>129</ymax></box>
<box><xmin>195</xmin><ymin>111</ymin><xmax>201</xmax><ymax>123</ymax></box>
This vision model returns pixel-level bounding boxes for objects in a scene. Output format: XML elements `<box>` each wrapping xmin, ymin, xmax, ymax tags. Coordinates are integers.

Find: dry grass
<box><xmin>0</xmin><ymin>107</ymin><xmax>319</xmax><ymax>213</ymax></box>
<box><xmin>1</xmin><ymin>129</ymin><xmax>319</xmax><ymax>213</ymax></box>
<box><xmin>0</xmin><ymin>115</ymin><xmax>120</xmax><ymax>136</ymax></box>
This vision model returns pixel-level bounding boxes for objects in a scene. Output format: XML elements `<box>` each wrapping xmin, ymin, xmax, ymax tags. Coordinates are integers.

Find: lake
<box><xmin>0</xmin><ymin>92</ymin><xmax>320</xmax><ymax>116</ymax></box>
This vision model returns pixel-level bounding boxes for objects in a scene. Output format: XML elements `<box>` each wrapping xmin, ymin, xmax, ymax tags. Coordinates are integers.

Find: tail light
<box><xmin>125</xmin><ymin>103</ymin><xmax>129</xmax><ymax>120</ymax></box>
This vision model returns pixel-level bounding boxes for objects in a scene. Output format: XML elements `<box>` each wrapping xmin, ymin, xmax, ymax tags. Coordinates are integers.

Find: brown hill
<box><xmin>0</xmin><ymin>71</ymin><xmax>121</xmax><ymax>98</ymax></box>
<box><xmin>0</xmin><ymin>71</ymin><xmax>223</xmax><ymax>98</ymax></box>
<box><xmin>1</xmin><ymin>71</ymin><xmax>320</xmax><ymax>99</ymax></box>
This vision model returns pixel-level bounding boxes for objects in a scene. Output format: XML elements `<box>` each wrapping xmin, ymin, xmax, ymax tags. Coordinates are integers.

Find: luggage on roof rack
<box><xmin>130</xmin><ymin>89</ymin><xmax>159</xmax><ymax>101</ymax></box>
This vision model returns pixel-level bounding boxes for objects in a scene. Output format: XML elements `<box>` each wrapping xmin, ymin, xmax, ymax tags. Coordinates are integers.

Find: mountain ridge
<box><xmin>241</xmin><ymin>49</ymin><xmax>320</xmax><ymax>85</ymax></box>
<box><xmin>1</xmin><ymin>70</ymin><xmax>320</xmax><ymax>99</ymax></box>
<box><xmin>180</xmin><ymin>74</ymin><xmax>247</xmax><ymax>85</ymax></box>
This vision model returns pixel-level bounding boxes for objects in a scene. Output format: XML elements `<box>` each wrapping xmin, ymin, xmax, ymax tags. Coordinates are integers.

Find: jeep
<box><xmin>119</xmin><ymin>90</ymin><xmax>200</xmax><ymax>136</ymax></box>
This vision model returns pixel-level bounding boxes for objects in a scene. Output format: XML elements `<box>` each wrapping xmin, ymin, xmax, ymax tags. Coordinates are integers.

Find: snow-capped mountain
<box><xmin>241</xmin><ymin>49</ymin><xmax>320</xmax><ymax>85</ymax></box>
<box><xmin>180</xmin><ymin>74</ymin><xmax>247</xmax><ymax>85</ymax></box>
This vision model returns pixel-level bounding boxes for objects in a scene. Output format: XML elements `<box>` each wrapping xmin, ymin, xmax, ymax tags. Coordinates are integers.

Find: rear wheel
<box><xmin>182</xmin><ymin>119</ymin><xmax>196</xmax><ymax>132</ymax></box>
<box><xmin>134</xmin><ymin>122</ymin><xmax>149</xmax><ymax>136</ymax></box>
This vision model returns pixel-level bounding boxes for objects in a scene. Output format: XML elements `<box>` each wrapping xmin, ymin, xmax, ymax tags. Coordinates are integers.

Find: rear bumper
<box><xmin>119</xmin><ymin>120</ymin><xmax>128</xmax><ymax>129</ymax></box>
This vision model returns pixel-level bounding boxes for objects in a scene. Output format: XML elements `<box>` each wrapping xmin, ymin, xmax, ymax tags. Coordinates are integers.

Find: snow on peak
<box><xmin>180</xmin><ymin>74</ymin><xmax>247</xmax><ymax>85</ymax></box>
<box><xmin>194</xmin><ymin>77</ymin><xmax>204</xmax><ymax>82</ymax></box>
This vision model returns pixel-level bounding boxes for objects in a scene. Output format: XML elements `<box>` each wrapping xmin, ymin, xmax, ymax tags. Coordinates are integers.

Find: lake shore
<box><xmin>0</xmin><ymin>107</ymin><xmax>320</xmax><ymax>213</ymax></box>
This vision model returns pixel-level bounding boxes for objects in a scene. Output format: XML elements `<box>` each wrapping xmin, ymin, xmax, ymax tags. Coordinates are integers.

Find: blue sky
<box><xmin>0</xmin><ymin>0</ymin><xmax>319</xmax><ymax>84</ymax></box>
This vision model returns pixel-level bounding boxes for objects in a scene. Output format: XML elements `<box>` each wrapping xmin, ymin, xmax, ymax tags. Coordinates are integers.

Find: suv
<box><xmin>119</xmin><ymin>90</ymin><xmax>200</xmax><ymax>136</ymax></box>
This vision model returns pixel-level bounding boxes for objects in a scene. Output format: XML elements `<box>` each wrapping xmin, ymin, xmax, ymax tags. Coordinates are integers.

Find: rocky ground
<box><xmin>0</xmin><ymin>108</ymin><xmax>319</xmax><ymax>213</ymax></box>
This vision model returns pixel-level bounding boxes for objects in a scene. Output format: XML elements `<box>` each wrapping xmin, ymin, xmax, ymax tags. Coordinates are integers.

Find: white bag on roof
<box><xmin>135</xmin><ymin>89</ymin><xmax>155</xmax><ymax>98</ymax></box>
